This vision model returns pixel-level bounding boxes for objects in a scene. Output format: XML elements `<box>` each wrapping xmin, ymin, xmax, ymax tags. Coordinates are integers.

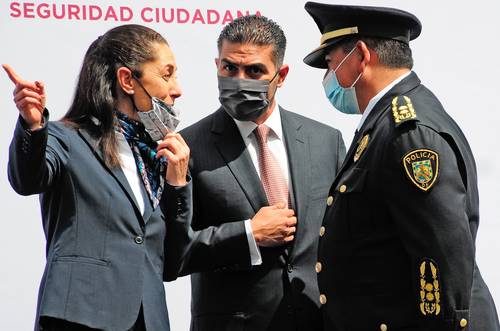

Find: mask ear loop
<box><xmin>332</xmin><ymin>46</ymin><xmax>363</xmax><ymax>88</ymax></box>
<box><xmin>269</xmin><ymin>69</ymin><xmax>281</xmax><ymax>83</ymax></box>
<box><xmin>126</xmin><ymin>69</ymin><xmax>155</xmax><ymax>113</ymax></box>
<box><xmin>130</xmin><ymin>72</ymin><xmax>153</xmax><ymax>99</ymax></box>
<box><xmin>350</xmin><ymin>71</ymin><xmax>363</xmax><ymax>88</ymax></box>
<box><xmin>266</xmin><ymin>69</ymin><xmax>283</xmax><ymax>108</ymax></box>
<box><xmin>334</xmin><ymin>46</ymin><xmax>358</xmax><ymax>72</ymax></box>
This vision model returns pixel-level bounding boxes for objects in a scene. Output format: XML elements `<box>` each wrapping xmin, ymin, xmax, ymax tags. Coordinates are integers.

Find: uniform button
<box><xmin>319</xmin><ymin>226</ymin><xmax>325</xmax><ymax>237</ymax></box>
<box><xmin>287</xmin><ymin>264</ymin><xmax>293</xmax><ymax>273</ymax></box>
<box><xmin>134</xmin><ymin>236</ymin><xmax>144</xmax><ymax>244</ymax></box>
<box><xmin>460</xmin><ymin>318</ymin><xmax>468</xmax><ymax>328</ymax></box>
<box><xmin>315</xmin><ymin>262</ymin><xmax>322</xmax><ymax>273</ymax></box>
<box><xmin>326</xmin><ymin>196</ymin><xmax>334</xmax><ymax>206</ymax></box>
<box><xmin>339</xmin><ymin>184</ymin><xmax>347</xmax><ymax>193</ymax></box>
<box><xmin>380</xmin><ymin>323</ymin><xmax>388</xmax><ymax>331</ymax></box>
<box><xmin>319</xmin><ymin>294</ymin><xmax>327</xmax><ymax>305</ymax></box>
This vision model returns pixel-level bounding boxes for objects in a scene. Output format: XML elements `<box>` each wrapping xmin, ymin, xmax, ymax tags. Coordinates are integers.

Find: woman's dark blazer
<box><xmin>8</xmin><ymin>112</ymin><xmax>192</xmax><ymax>331</ymax></box>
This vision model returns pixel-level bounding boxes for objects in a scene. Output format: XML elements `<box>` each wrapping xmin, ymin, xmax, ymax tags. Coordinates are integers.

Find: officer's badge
<box><xmin>402</xmin><ymin>149</ymin><xmax>439</xmax><ymax>191</ymax></box>
<box><xmin>354</xmin><ymin>134</ymin><xmax>369</xmax><ymax>162</ymax></box>
<box><xmin>419</xmin><ymin>259</ymin><xmax>441</xmax><ymax>316</ymax></box>
<box><xmin>392</xmin><ymin>96</ymin><xmax>417</xmax><ymax>125</ymax></box>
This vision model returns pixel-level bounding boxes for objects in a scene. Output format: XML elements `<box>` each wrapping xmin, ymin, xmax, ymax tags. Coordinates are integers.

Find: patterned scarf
<box><xmin>115</xmin><ymin>111</ymin><xmax>166</xmax><ymax>209</ymax></box>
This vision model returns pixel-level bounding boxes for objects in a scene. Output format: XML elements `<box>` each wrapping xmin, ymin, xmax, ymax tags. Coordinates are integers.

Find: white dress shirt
<box><xmin>117</xmin><ymin>132</ymin><xmax>147</xmax><ymax>216</ymax></box>
<box><xmin>233</xmin><ymin>105</ymin><xmax>292</xmax><ymax>266</ymax></box>
<box><xmin>357</xmin><ymin>71</ymin><xmax>412</xmax><ymax>131</ymax></box>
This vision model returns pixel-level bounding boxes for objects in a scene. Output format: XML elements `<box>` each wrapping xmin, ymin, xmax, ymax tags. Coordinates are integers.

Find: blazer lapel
<box><xmin>212</xmin><ymin>109</ymin><xmax>268</xmax><ymax>213</ymax></box>
<box><xmin>280</xmin><ymin>107</ymin><xmax>310</xmax><ymax>223</ymax></box>
<box><xmin>77</xmin><ymin>128</ymin><xmax>144</xmax><ymax>220</ymax></box>
<box><xmin>140</xmin><ymin>182</ymin><xmax>154</xmax><ymax>223</ymax></box>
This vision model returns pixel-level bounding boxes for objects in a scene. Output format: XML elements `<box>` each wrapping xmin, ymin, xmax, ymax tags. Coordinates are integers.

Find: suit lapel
<box><xmin>280</xmin><ymin>107</ymin><xmax>310</xmax><ymax>223</ymax></box>
<box><xmin>78</xmin><ymin>128</ymin><xmax>144</xmax><ymax>220</ymax></box>
<box><xmin>212</xmin><ymin>109</ymin><xmax>268</xmax><ymax>213</ymax></box>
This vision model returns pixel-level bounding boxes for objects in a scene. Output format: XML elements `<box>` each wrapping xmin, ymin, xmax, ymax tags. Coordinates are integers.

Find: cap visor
<box><xmin>303</xmin><ymin>43</ymin><xmax>329</xmax><ymax>68</ymax></box>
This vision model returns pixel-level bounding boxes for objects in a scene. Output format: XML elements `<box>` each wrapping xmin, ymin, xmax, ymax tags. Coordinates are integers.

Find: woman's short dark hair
<box><xmin>63</xmin><ymin>24</ymin><xmax>168</xmax><ymax>167</ymax></box>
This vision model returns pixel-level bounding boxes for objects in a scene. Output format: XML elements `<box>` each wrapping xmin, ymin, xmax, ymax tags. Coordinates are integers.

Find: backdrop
<box><xmin>1</xmin><ymin>0</ymin><xmax>499</xmax><ymax>330</ymax></box>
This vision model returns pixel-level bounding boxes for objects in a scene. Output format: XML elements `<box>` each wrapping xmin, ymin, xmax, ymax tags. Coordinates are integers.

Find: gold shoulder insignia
<box><xmin>402</xmin><ymin>149</ymin><xmax>439</xmax><ymax>191</ymax></box>
<box><xmin>392</xmin><ymin>96</ymin><xmax>418</xmax><ymax>126</ymax></box>
<box><xmin>419</xmin><ymin>259</ymin><xmax>441</xmax><ymax>317</ymax></box>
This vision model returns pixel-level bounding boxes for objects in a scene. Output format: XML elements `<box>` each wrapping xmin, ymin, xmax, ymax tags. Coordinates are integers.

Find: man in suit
<box><xmin>180</xmin><ymin>15</ymin><xmax>345</xmax><ymax>331</ymax></box>
<box><xmin>303</xmin><ymin>2</ymin><xmax>500</xmax><ymax>330</ymax></box>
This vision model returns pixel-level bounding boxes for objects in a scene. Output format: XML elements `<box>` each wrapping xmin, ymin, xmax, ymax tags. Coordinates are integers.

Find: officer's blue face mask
<box><xmin>322</xmin><ymin>46</ymin><xmax>363</xmax><ymax>115</ymax></box>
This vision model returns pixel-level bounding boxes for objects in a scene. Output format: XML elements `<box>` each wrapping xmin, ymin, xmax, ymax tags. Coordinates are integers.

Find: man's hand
<box><xmin>251</xmin><ymin>203</ymin><xmax>297</xmax><ymax>247</ymax></box>
<box><xmin>3</xmin><ymin>64</ymin><xmax>46</xmax><ymax>130</ymax></box>
<box><xmin>156</xmin><ymin>132</ymin><xmax>190</xmax><ymax>186</ymax></box>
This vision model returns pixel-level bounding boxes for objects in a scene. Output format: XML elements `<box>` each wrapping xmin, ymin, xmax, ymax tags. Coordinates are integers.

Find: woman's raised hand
<box><xmin>3</xmin><ymin>64</ymin><xmax>46</xmax><ymax>130</ymax></box>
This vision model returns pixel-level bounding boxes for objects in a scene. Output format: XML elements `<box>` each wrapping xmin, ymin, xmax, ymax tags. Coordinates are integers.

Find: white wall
<box><xmin>1</xmin><ymin>1</ymin><xmax>498</xmax><ymax>330</ymax></box>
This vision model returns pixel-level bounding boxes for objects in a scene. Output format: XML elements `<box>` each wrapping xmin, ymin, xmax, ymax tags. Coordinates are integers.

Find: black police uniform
<box><xmin>317</xmin><ymin>71</ymin><xmax>499</xmax><ymax>331</ymax></box>
<box><xmin>304</xmin><ymin>2</ymin><xmax>500</xmax><ymax>331</ymax></box>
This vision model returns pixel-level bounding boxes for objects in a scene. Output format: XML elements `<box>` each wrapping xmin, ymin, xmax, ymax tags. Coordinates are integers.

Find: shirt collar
<box><xmin>357</xmin><ymin>71</ymin><xmax>412</xmax><ymax>131</ymax></box>
<box><xmin>233</xmin><ymin>103</ymin><xmax>283</xmax><ymax>141</ymax></box>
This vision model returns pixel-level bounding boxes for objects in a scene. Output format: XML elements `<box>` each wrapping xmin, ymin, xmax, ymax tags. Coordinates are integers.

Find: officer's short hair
<box><xmin>217</xmin><ymin>15</ymin><xmax>287</xmax><ymax>67</ymax></box>
<box><xmin>337</xmin><ymin>37</ymin><xmax>414</xmax><ymax>69</ymax></box>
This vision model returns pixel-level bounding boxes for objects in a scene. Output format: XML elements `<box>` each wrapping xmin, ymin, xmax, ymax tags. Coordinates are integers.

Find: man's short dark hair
<box><xmin>217</xmin><ymin>15</ymin><xmax>287</xmax><ymax>67</ymax></box>
<box><xmin>338</xmin><ymin>37</ymin><xmax>414</xmax><ymax>69</ymax></box>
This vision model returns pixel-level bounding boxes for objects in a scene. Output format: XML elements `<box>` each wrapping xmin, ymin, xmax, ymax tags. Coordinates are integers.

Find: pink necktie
<box><xmin>254</xmin><ymin>125</ymin><xmax>289</xmax><ymax>207</ymax></box>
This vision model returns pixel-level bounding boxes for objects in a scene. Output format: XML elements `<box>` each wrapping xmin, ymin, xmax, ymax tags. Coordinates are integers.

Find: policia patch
<box><xmin>402</xmin><ymin>149</ymin><xmax>439</xmax><ymax>191</ymax></box>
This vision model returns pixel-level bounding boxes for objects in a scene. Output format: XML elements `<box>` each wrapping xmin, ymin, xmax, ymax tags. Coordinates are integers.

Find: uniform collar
<box><xmin>357</xmin><ymin>71</ymin><xmax>412</xmax><ymax>131</ymax></box>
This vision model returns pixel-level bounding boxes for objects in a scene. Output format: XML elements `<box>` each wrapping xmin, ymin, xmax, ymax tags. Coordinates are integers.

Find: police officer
<box><xmin>303</xmin><ymin>2</ymin><xmax>500</xmax><ymax>330</ymax></box>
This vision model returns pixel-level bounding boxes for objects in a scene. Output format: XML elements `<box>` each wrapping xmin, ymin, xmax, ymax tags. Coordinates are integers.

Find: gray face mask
<box><xmin>131</xmin><ymin>74</ymin><xmax>180</xmax><ymax>141</ymax></box>
<box><xmin>218</xmin><ymin>72</ymin><xmax>279</xmax><ymax>122</ymax></box>
<box><xmin>137</xmin><ymin>97</ymin><xmax>180</xmax><ymax>141</ymax></box>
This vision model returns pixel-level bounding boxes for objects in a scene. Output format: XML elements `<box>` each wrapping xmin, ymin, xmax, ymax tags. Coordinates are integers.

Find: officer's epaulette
<box><xmin>391</xmin><ymin>95</ymin><xmax>419</xmax><ymax>127</ymax></box>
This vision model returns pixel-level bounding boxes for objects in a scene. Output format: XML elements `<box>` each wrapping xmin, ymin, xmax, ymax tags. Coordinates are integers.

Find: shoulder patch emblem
<box><xmin>419</xmin><ymin>259</ymin><xmax>441</xmax><ymax>317</ymax></box>
<box><xmin>354</xmin><ymin>134</ymin><xmax>369</xmax><ymax>162</ymax></box>
<box><xmin>402</xmin><ymin>149</ymin><xmax>439</xmax><ymax>191</ymax></box>
<box><xmin>392</xmin><ymin>96</ymin><xmax>417</xmax><ymax>125</ymax></box>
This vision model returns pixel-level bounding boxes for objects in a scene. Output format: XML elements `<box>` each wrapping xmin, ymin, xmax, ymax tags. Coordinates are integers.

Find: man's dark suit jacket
<box><xmin>8</xmin><ymin>114</ymin><xmax>193</xmax><ymax>331</ymax></box>
<box><xmin>180</xmin><ymin>107</ymin><xmax>345</xmax><ymax>331</ymax></box>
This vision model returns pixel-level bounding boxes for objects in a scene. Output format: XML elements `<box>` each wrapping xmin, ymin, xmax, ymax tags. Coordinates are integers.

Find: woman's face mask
<box><xmin>131</xmin><ymin>74</ymin><xmax>180</xmax><ymax>141</ymax></box>
<box><xmin>218</xmin><ymin>71</ymin><xmax>279</xmax><ymax>122</ymax></box>
<box><xmin>322</xmin><ymin>46</ymin><xmax>363</xmax><ymax>115</ymax></box>
<box><xmin>136</xmin><ymin>97</ymin><xmax>179</xmax><ymax>141</ymax></box>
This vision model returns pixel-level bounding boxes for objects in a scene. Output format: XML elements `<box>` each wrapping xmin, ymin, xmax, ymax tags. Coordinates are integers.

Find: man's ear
<box><xmin>276</xmin><ymin>64</ymin><xmax>290</xmax><ymax>88</ymax></box>
<box><xmin>215</xmin><ymin>58</ymin><xmax>220</xmax><ymax>69</ymax></box>
<box><xmin>356</xmin><ymin>40</ymin><xmax>371</xmax><ymax>72</ymax></box>
<box><xmin>116</xmin><ymin>67</ymin><xmax>135</xmax><ymax>95</ymax></box>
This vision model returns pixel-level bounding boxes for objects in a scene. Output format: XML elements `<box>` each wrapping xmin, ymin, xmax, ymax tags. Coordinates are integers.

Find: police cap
<box><xmin>303</xmin><ymin>2</ymin><xmax>422</xmax><ymax>68</ymax></box>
